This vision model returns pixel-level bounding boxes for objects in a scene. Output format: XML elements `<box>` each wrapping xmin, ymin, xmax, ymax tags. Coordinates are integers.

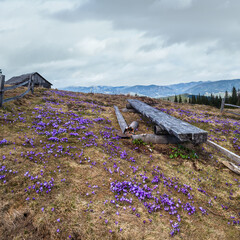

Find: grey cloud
<box><xmin>138</xmin><ymin>43</ymin><xmax>160</xmax><ymax>52</ymax></box>
<box><xmin>49</xmin><ymin>0</ymin><xmax>240</xmax><ymax>50</ymax></box>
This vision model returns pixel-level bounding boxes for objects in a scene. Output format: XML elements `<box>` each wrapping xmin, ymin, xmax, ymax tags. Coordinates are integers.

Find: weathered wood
<box><xmin>3</xmin><ymin>87</ymin><xmax>31</xmax><ymax>103</ymax></box>
<box><xmin>4</xmin><ymin>79</ymin><xmax>30</xmax><ymax>91</ymax></box>
<box><xmin>154</xmin><ymin>125</ymin><xmax>168</xmax><ymax>135</ymax></box>
<box><xmin>220</xmin><ymin>98</ymin><xmax>240</xmax><ymax>115</ymax></box>
<box><xmin>128</xmin><ymin>99</ymin><xmax>208</xmax><ymax>143</ymax></box>
<box><xmin>0</xmin><ymin>75</ymin><xmax>5</xmax><ymax>107</ymax></box>
<box><xmin>220</xmin><ymin>98</ymin><xmax>225</xmax><ymax>113</ymax></box>
<box><xmin>114</xmin><ymin>105</ymin><xmax>128</xmax><ymax>134</ymax></box>
<box><xmin>115</xmin><ymin>130</ymin><xmax>131</xmax><ymax>139</ymax></box>
<box><xmin>122</xmin><ymin>108</ymin><xmax>137</xmax><ymax>113</ymax></box>
<box><xmin>225</xmin><ymin>110</ymin><xmax>240</xmax><ymax>116</ymax></box>
<box><xmin>222</xmin><ymin>161</ymin><xmax>240</xmax><ymax>175</ymax></box>
<box><xmin>224</xmin><ymin>103</ymin><xmax>240</xmax><ymax>108</ymax></box>
<box><xmin>206</xmin><ymin>140</ymin><xmax>240</xmax><ymax>165</ymax></box>
<box><xmin>126</xmin><ymin>103</ymin><xmax>134</xmax><ymax>109</ymax></box>
<box><xmin>30</xmin><ymin>75</ymin><xmax>34</xmax><ymax>94</ymax></box>
<box><xmin>126</xmin><ymin>121</ymin><xmax>139</xmax><ymax>133</ymax></box>
<box><xmin>132</xmin><ymin>134</ymin><xmax>181</xmax><ymax>144</ymax></box>
<box><xmin>0</xmin><ymin>75</ymin><xmax>34</xmax><ymax>107</ymax></box>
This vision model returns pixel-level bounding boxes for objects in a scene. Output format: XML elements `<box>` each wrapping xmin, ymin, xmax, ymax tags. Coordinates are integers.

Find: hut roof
<box><xmin>6</xmin><ymin>72</ymin><xmax>52</xmax><ymax>85</ymax></box>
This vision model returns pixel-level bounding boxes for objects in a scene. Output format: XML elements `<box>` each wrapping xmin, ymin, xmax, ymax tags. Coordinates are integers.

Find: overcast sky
<box><xmin>1</xmin><ymin>0</ymin><xmax>240</xmax><ymax>88</ymax></box>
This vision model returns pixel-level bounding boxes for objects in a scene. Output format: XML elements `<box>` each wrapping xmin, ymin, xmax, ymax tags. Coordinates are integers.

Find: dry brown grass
<box><xmin>0</xmin><ymin>87</ymin><xmax>239</xmax><ymax>239</ymax></box>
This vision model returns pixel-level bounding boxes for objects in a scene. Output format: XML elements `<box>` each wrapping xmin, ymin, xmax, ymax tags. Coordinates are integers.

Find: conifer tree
<box><xmin>174</xmin><ymin>95</ymin><xmax>178</xmax><ymax>103</ymax></box>
<box><xmin>179</xmin><ymin>95</ymin><xmax>182</xmax><ymax>103</ymax></box>
<box><xmin>210</xmin><ymin>94</ymin><xmax>214</xmax><ymax>106</ymax></box>
<box><xmin>237</xmin><ymin>92</ymin><xmax>240</xmax><ymax>106</ymax></box>
<box><xmin>225</xmin><ymin>90</ymin><xmax>229</xmax><ymax>103</ymax></box>
<box><xmin>192</xmin><ymin>95</ymin><xmax>196</xmax><ymax>104</ymax></box>
<box><xmin>219</xmin><ymin>96</ymin><xmax>222</xmax><ymax>108</ymax></box>
<box><xmin>231</xmin><ymin>87</ymin><xmax>238</xmax><ymax>105</ymax></box>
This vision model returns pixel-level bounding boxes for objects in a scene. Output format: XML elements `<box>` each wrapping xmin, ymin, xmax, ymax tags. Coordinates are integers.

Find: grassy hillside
<box><xmin>0</xmin><ymin>87</ymin><xmax>239</xmax><ymax>239</ymax></box>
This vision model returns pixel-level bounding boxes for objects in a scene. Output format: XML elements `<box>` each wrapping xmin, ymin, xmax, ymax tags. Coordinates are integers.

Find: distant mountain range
<box><xmin>60</xmin><ymin>79</ymin><xmax>240</xmax><ymax>98</ymax></box>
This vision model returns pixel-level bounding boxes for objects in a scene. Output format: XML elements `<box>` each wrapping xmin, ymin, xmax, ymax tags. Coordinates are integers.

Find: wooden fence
<box><xmin>0</xmin><ymin>74</ymin><xmax>34</xmax><ymax>107</ymax></box>
<box><xmin>220</xmin><ymin>98</ymin><xmax>240</xmax><ymax>116</ymax></box>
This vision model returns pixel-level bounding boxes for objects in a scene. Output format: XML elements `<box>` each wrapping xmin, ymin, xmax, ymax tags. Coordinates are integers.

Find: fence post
<box><xmin>30</xmin><ymin>75</ymin><xmax>34</xmax><ymax>94</ymax></box>
<box><xmin>0</xmin><ymin>75</ymin><xmax>5</xmax><ymax>107</ymax></box>
<box><xmin>220</xmin><ymin>97</ymin><xmax>225</xmax><ymax>113</ymax></box>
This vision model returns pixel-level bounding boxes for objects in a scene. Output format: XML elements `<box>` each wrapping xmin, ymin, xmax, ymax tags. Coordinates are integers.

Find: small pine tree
<box><xmin>196</xmin><ymin>94</ymin><xmax>201</xmax><ymax>104</ymax></box>
<box><xmin>225</xmin><ymin>90</ymin><xmax>229</xmax><ymax>103</ymax></box>
<box><xmin>215</xmin><ymin>96</ymin><xmax>219</xmax><ymax>108</ymax></box>
<box><xmin>210</xmin><ymin>94</ymin><xmax>214</xmax><ymax>106</ymax></box>
<box><xmin>179</xmin><ymin>95</ymin><xmax>182</xmax><ymax>103</ymax></box>
<box><xmin>237</xmin><ymin>92</ymin><xmax>240</xmax><ymax>106</ymax></box>
<box><xmin>174</xmin><ymin>95</ymin><xmax>178</xmax><ymax>103</ymax></box>
<box><xmin>231</xmin><ymin>87</ymin><xmax>238</xmax><ymax>105</ymax></box>
<box><xmin>192</xmin><ymin>95</ymin><xmax>196</xmax><ymax>104</ymax></box>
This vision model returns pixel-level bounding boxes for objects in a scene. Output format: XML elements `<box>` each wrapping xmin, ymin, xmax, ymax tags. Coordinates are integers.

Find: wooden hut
<box><xmin>6</xmin><ymin>72</ymin><xmax>52</xmax><ymax>88</ymax></box>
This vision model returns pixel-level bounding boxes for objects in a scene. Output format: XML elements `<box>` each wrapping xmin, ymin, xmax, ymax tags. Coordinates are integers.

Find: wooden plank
<box><xmin>206</xmin><ymin>140</ymin><xmax>240</xmax><ymax>165</ymax></box>
<box><xmin>224</xmin><ymin>103</ymin><xmax>240</xmax><ymax>108</ymax></box>
<box><xmin>225</xmin><ymin>110</ymin><xmax>240</xmax><ymax>116</ymax></box>
<box><xmin>0</xmin><ymin>75</ymin><xmax>5</xmax><ymax>107</ymax></box>
<box><xmin>3</xmin><ymin>87</ymin><xmax>31</xmax><ymax>103</ymax></box>
<box><xmin>132</xmin><ymin>134</ymin><xmax>181</xmax><ymax>144</ymax></box>
<box><xmin>122</xmin><ymin>108</ymin><xmax>137</xmax><ymax>113</ymax></box>
<box><xmin>126</xmin><ymin>103</ymin><xmax>134</xmax><ymax>109</ymax></box>
<box><xmin>114</xmin><ymin>105</ymin><xmax>128</xmax><ymax>134</ymax></box>
<box><xmin>128</xmin><ymin>99</ymin><xmax>208</xmax><ymax>143</ymax></box>
<box><xmin>4</xmin><ymin>79</ymin><xmax>30</xmax><ymax>91</ymax></box>
<box><xmin>222</xmin><ymin>161</ymin><xmax>240</xmax><ymax>175</ymax></box>
<box><xmin>154</xmin><ymin>125</ymin><xmax>168</xmax><ymax>135</ymax></box>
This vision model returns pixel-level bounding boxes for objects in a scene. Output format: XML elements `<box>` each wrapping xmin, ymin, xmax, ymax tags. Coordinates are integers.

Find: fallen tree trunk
<box><xmin>128</xmin><ymin>99</ymin><xmax>208</xmax><ymax>143</ymax></box>
<box><xmin>132</xmin><ymin>134</ymin><xmax>181</xmax><ymax>144</ymax></box>
<box><xmin>154</xmin><ymin>125</ymin><xmax>168</xmax><ymax>135</ymax></box>
<box><xmin>114</xmin><ymin>106</ymin><xmax>128</xmax><ymax>134</ymax></box>
<box><xmin>121</xmin><ymin>108</ymin><xmax>137</xmax><ymax>113</ymax></box>
<box><xmin>206</xmin><ymin>140</ymin><xmax>240</xmax><ymax>165</ymax></box>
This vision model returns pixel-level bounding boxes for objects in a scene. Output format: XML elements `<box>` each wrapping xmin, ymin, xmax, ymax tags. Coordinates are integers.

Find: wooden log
<box><xmin>114</xmin><ymin>105</ymin><xmax>128</xmax><ymax>134</ymax></box>
<box><xmin>30</xmin><ymin>75</ymin><xmax>34</xmax><ymax>94</ymax></box>
<box><xmin>0</xmin><ymin>75</ymin><xmax>5</xmax><ymax>107</ymax></box>
<box><xmin>126</xmin><ymin>121</ymin><xmax>139</xmax><ymax>133</ymax></box>
<box><xmin>126</xmin><ymin>103</ymin><xmax>134</xmax><ymax>109</ymax></box>
<box><xmin>224</xmin><ymin>103</ymin><xmax>240</xmax><ymax>108</ymax></box>
<box><xmin>128</xmin><ymin>99</ymin><xmax>208</xmax><ymax>143</ymax></box>
<box><xmin>220</xmin><ymin>98</ymin><xmax>225</xmax><ymax>113</ymax></box>
<box><xmin>222</xmin><ymin>161</ymin><xmax>240</xmax><ymax>175</ymax></box>
<box><xmin>154</xmin><ymin>125</ymin><xmax>168</xmax><ymax>135</ymax></box>
<box><xmin>132</xmin><ymin>134</ymin><xmax>181</xmax><ymax>144</ymax></box>
<box><xmin>224</xmin><ymin>110</ymin><xmax>240</xmax><ymax>116</ymax></box>
<box><xmin>121</xmin><ymin>108</ymin><xmax>137</xmax><ymax>113</ymax></box>
<box><xmin>206</xmin><ymin>140</ymin><xmax>240</xmax><ymax>165</ymax></box>
<box><xmin>115</xmin><ymin>130</ymin><xmax>131</xmax><ymax>139</ymax></box>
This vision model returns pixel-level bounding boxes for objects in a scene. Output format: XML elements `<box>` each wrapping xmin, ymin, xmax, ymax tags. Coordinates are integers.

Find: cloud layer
<box><xmin>1</xmin><ymin>0</ymin><xmax>240</xmax><ymax>87</ymax></box>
